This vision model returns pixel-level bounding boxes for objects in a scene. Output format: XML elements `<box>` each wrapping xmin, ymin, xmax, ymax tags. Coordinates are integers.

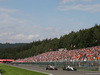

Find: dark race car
<box><xmin>63</xmin><ymin>65</ymin><xmax>77</xmax><ymax>71</ymax></box>
<box><xmin>46</xmin><ymin>65</ymin><xmax>58</xmax><ymax>70</ymax></box>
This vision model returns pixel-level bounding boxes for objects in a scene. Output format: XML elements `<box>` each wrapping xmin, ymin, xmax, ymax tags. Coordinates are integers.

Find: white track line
<box><xmin>15</xmin><ymin>66</ymin><xmax>53</xmax><ymax>75</ymax></box>
<box><xmin>31</xmin><ymin>69</ymin><xmax>53</xmax><ymax>75</ymax></box>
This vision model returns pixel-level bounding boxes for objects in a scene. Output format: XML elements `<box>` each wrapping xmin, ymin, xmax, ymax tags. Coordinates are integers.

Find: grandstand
<box><xmin>12</xmin><ymin>46</ymin><xmax>100</xmax><ymax>71</ymax></box>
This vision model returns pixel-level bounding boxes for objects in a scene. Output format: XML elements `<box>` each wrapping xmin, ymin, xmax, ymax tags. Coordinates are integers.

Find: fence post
<box><xmin>98</xmin><ymin>60</ymin><xmax>100</xmax><ymax>71</ymax></box>
<box><xmin>55</xmin><ymin>61</ymin><xmax>56</xmax><ymax>67</ymax></box>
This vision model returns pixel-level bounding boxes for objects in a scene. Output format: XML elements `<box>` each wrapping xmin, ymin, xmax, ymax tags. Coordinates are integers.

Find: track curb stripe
<box><xmin>31</xmin><ymin>69</ymin><xmax>53</xmax><ymax>75</ymax></box>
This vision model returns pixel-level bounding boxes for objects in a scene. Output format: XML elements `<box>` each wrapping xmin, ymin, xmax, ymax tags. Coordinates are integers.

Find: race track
<box><xmin>9</xmin><ymin>64</ymin><xmax>100</xmax><ymax>75</ymax></box>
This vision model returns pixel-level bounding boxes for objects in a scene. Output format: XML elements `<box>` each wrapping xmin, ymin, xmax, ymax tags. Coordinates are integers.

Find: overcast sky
<box><xmin>0</xmin><ymin>0</ymin><xmax>100</xmax><ymax>43</ymax></box>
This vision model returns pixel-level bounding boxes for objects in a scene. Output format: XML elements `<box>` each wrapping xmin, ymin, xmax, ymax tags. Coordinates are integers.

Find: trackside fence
<box><xmin>12</xmin><ymin>60</ymin><xmax>100</xmax><ymax>71</ymax></box>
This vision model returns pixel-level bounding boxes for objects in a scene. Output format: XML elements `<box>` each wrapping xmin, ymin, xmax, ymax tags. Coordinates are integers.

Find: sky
<box><xmin>0</xmin><ymin>0</ymin><xmax>100</xmax><ymax>43</ymax></box>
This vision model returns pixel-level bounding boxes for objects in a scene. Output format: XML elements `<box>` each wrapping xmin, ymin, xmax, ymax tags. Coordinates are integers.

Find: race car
<box><xmin>46</xmin><ymin>65</ymin><xmax>58</xmax><ymax>70</ymax></box>
<box><xmin>63</xmin><ymin>65</ymin><xmax>77</xmax><ymax>71</ymax></box>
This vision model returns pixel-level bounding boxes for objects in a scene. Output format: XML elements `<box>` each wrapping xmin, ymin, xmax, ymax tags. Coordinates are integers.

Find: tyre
<box><xmin>55</xmin><ymin>68</ymin><xmax>58</xmax><ymax>70</ymax></box>
<box><xmin>73</xmin><ymin>68</ymin><xmax>77</xmax><ymax>71</ymax></box>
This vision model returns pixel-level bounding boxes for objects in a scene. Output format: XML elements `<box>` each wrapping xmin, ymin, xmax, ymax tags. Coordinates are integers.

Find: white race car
<box><xmin>63</xmin><ymin>65</ymin><xmax>77</xmax><ymax>71</ymax></box>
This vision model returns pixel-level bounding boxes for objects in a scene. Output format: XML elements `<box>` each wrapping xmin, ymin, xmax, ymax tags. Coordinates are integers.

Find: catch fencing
<box><xmin>12</xmin><ymin>60</ymin><xmax>100</xmax><ymax>71</ymax></box>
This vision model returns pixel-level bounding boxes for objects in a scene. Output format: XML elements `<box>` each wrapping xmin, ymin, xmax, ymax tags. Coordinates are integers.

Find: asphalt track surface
<box><xmin>9</xmin><ymin>64</ymin><xmax>100</xmax><ymax>75</ymax></box>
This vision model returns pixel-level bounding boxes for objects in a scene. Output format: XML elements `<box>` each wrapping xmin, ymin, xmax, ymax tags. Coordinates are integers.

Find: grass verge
<box><xmin>0</xmin><ymin>64</ymin><xmax>48</xmax><ymax>75</ymax></box>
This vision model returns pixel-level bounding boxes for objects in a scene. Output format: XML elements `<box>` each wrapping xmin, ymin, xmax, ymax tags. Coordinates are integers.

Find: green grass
<box><xmin>0</xmin><ymin>64</ymin><xmax>48</xmax><ymax>75</ymax></box>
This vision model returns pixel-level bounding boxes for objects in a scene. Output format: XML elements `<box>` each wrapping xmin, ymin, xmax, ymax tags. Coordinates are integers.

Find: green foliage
<box><xmin>0</xmin><ymin>24</ymin><xmax>100</xmax><ymax>59</ymax></box>
<box><xmin>0</xmin><ymin>43</ymin><xmax>27</xmax><ymax>49</ymax></box>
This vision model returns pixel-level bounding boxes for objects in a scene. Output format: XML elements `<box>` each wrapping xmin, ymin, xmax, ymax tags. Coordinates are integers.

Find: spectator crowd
<box><xmin>14</xmin><ymin>46</ymin><xmax>100</xmax><ymax>63</ymax></box>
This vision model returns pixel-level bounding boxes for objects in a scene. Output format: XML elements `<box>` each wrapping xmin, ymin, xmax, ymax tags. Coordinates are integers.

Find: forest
<box><xmin>0</xmin><ymin>24</ymin><xmax>100</xmax><ymax>59</ymax></box>
<box><xmin>0</xmin><ymin>43</ymin><xmax>27</xmax><ymax>49</ymax></box>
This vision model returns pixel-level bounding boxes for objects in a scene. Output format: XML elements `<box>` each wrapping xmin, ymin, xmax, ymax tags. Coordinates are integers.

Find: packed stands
<box><xmin>14</xmin><ymin>46</ymin><xmax>100</xmax><ymax>63</ymax></box>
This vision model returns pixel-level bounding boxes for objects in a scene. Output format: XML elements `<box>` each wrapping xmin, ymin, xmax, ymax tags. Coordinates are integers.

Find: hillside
<box><xmin>0</xmin><ymin>24</ymin><xmax>100</xmax><ymax>59</ymax></box>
